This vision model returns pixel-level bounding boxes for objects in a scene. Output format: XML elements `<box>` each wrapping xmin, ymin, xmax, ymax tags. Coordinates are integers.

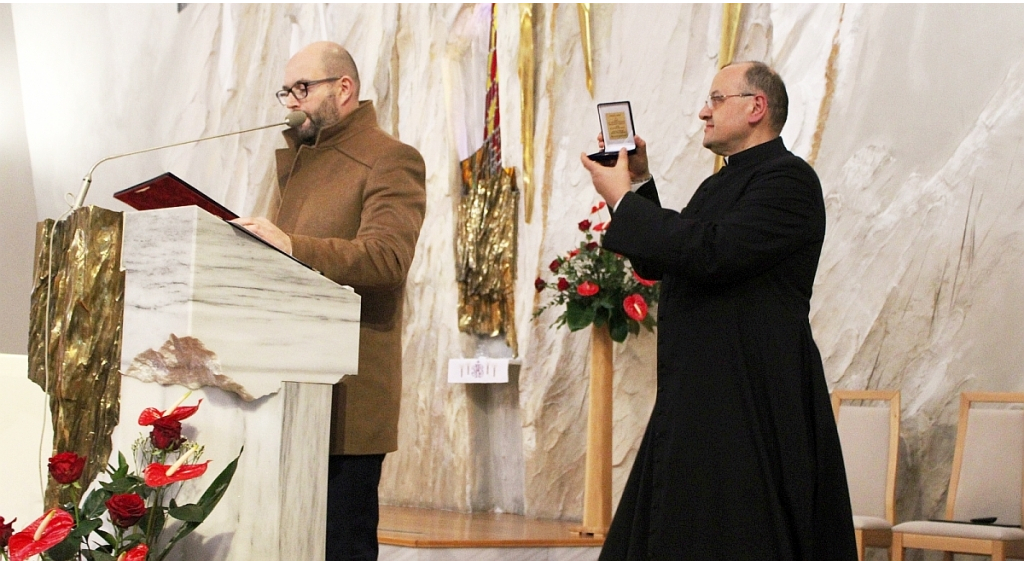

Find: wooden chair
<box><xmin>832</xmin><ymin>390</ymin><xmax>901</xmax><ymax>560</ymax></box>
<box><xmin>891</xmin><ymin>392</ymin><xmax>1024</xmax><ymax>560</ymax></box>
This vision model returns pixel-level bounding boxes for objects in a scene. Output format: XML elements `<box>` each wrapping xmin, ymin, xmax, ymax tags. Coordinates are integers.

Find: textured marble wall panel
<box><xmin>13</xmin><ymin>4</ymin><xmax>1024</xmax><ymax>532</ymax></box>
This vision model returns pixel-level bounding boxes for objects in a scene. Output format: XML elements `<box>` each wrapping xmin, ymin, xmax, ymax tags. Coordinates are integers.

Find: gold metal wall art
<box><xmin>28</xmin><ymin>206</ymin><xmax>125</xmax><ymax>509</ymax></box>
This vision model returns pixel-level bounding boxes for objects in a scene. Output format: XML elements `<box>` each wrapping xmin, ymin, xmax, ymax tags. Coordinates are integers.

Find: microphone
<box><xmin>72</xmin><ymin>111</ymin><xmax>308</xmax><ymax>209</ymax></box>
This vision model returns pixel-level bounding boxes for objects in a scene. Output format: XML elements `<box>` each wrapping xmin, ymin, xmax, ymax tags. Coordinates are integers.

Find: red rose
<box><xmin>534</xmin><ymin>277</ymin><xmax>546</xmax><ymax>292</ymax></box>
<box><xmin>624</xmin><ymin>294</ymin><xmax>649</xmax><ymax>321</ymax></box>
<box><xmin>577</xmin><ymin>281</ymin><xmax>599</xmax><ymax>296</ymax></box>
<box><xmin>586</xmin><ymin>241</ymin><xmax>599</xmax><ymax>251</ymax></box>
<box><xmin>150</xmin><ymin>418</ymin><xmax>183</xmax><ymax>450</ymax></box>
<box><xmin>0</xmin><ymin>516</ymin><xmax>15</xmax><ymax>550</ymax></box>
<box><xmin>106</xmin><ymin>493</ymin><xmax>147</xmax><ymax>528</ymax></box>
<box><xmin>47</xmin><ymin>452</ymin><xmax>85</xmax><ymax>484</ymax></box>
<box><xmin>578</xmin><ymin>219</ymin><xmax>591</xmax><ymax>231</ymax></box>
<box><xmin>548</xmin><ymin>258</ymin><xmax>562</xmax><ymax>273</ymax></box>
<box><xmin>557</xmin><ymin>277</ymin><xmax>570</xmax><ymax>292</ymax></box>
<box><xmin>632</xmin><ymin>270</ymin><xmax>657</xmax><ymax>287</ymax></box>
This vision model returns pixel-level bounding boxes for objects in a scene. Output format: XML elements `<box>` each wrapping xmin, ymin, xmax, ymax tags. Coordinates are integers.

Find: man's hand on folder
<box><xmin>232</xmin><ymin>217</ymin><xmax>293</xmax><ymax>255</ymax></box>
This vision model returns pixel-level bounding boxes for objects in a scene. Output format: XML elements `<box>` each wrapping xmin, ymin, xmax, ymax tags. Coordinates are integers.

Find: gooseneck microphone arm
<box><xmin>72</xmin><ymin>111</ymin><xmax>308</xmax><ymax>210</ymax></box>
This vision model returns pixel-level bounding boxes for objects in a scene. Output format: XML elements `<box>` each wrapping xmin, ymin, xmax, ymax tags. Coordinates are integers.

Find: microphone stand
<box><xmin>72</xmin><ymin>111</ymin><xmax>307</xmax><ymax>210</ymax></box>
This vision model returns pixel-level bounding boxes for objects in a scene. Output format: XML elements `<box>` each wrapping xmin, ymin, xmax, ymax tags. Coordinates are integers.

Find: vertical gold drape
<box><xmin>519</xmin><ymin>3</ymin><xmax>536</xmax><ymax>224</ymax></box>
<box><xmin>715</xmin><ymin>3</ymin><xmax>744</xmax><ymax>172</ymax></box>
<box><xmin>577</xmin><ymin>3</ymin><xmax>594</xmax><ymax>98</ymax></box>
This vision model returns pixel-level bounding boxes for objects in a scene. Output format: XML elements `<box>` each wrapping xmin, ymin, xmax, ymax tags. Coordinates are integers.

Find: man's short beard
<box><xmin>297</xmin><ymin>96</ymin><xmax>341</xmax><ymax>146</ymax></box>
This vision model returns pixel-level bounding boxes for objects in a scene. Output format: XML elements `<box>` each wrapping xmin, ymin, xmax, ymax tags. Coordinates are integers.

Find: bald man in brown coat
<box><xmin>236</xmin><ymin>41</ymin><xmax>426</xmax><ymax>560</ymax></box>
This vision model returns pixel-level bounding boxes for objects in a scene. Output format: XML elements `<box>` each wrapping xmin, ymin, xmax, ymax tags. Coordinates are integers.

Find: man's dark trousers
<box><xmin>326</xmin><ymin>453</ymin><xmax>386</xmax><ymax>560</ymax></box>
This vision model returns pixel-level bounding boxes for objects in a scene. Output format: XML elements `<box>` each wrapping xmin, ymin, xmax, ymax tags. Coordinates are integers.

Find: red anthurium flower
<box><xmin>1</xmin><ymin>516</ymin><xmax>15</xmax><ymax>550</ymax></box>
<box><xmin>138</xmin><ymin>397</ymin><xmax>203</xmax><ymax>426</ymax></box>
<box><xmin>624</xmin><ymin>294</ymin><xmax>649</xmax><ymax>321</ymax></box>
<box><xmin>534</xmin><ymin>278</ymin><xmax>546</xmax><ymax>292</ymax></box>
<box><xmin>144</xmin><ymin>460</ymin><xmax>209</xmax><ymax>488</ymax></box>
<box><xmin>556</xmin><ymin>277</ymin><xmax>570</xmax><ymax>292</ymax></box>
<box><xmin>592</xmin><ymin>221</ymin><xmax>608</xmax><ymax>232</ymax></box>
<box><xmin>47</xmin><ymin>452</ymin><xmax>86</xmax><ymax>484</ymax></box>
<box><xmin>568</xmin><ymin>248</ymin><xmax>580</xmax><ymax>258</ymax></box>
<box><xmin>632</xmin><ymin>270</ymin><xmax>657</xmax><ymax>287</ymax></box>
<box><xmin>548</xmin><ymin>258</ymin><xmax>562</xmax><ymax>273</ymax></box>
<box><xmin>119</xmin><ymin>544</ymin><xmax>149</xmax><ymax>561</ymax></box>
<box><xmin>7</xmin><ymin>509</ymin><xmax>73</xmax><ymax>561</ymax></box>
<box><xmin>577</xmin><ymin>281</ymin><xmax>599</xmax><ymax>297</ymax></box>
<box><xmin>578</xmin><ymin>219</ymin><xmax>591</xmax><ymax>231</ymax></box>
<box><xmin>591</xmin><ymin>201</ymin><xmax>606</xmax><ymax>213</ymax></box>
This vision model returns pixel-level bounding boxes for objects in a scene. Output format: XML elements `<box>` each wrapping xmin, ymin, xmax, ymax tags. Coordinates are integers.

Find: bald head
<box><xmin>306</xmin><ymin>41</ymin><xmax>361</xmax><ymax>98</ymax></box>
<box><xmin>727</xmin><ymin>61</ymin><xmax>788</xmax><ymax>134</ymax></box>
<box><xmin>283</xmin><ymin>42</ymin><xmax>362</xmax><ymax>145</ymax></box>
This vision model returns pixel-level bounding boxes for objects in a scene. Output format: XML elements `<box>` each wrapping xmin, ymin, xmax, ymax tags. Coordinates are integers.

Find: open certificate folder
<box><xmin>114</xmin><ymin>172</ymin><xmax>238</xmax><ymax>220</ymax></box>
<box><xmin>115</xmin><ymin>172</ymin><xmax>319</xmax><ymax>273</ymax></box>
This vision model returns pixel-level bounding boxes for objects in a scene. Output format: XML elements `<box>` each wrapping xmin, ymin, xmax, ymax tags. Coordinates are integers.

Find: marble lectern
<box><xmin>112</xmin><ymin>206</ymin><xmax>360</xmax><ymax>560</ymax></box>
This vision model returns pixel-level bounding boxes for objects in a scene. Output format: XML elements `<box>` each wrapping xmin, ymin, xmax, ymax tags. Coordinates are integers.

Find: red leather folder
<box><xmin>114</xmin><ymin>172</ymin><xmax>237</xmax><ymax>220</ymax></box>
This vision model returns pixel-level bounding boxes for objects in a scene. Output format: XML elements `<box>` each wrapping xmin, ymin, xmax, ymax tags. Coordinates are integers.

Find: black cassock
<box><xmin>600</xmin><ymin>137</ymin><xmax>857</xmax><ymax>560</ymax></box>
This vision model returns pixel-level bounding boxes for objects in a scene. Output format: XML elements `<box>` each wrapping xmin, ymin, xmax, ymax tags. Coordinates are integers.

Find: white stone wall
<box><xmin>7</xmin><ymin>3</ymin><xmax>1024</xmax><ymax>527</ymax></box>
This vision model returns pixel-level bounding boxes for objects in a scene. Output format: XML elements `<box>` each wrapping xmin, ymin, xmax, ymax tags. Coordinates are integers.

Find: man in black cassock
<box><xmin>580</xmin><ymin>61</ymin><xmax>857</xmax><ymax>559</ymax></box>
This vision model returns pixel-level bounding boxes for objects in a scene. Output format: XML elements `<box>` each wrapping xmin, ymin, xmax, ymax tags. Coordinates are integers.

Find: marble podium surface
<box><xmin>111</xmin><ymin>206</ymin><xmax>361</xmax><ymax>560</ymax></box>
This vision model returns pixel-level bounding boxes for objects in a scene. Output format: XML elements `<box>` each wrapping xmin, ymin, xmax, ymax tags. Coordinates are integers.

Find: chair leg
<box><xmin>941</xmin><ymin>551</ymin><xmax>953</xmax><ymax>560</ymax></box>
<box><xmin>854</xmin><ymin>529</ymin><xmax>865</xmax><ymax>561</ymax></box>
<box><xmin>890</xmin><ymin>532</ymin><xmax>904</xmax><ymax>561</ymax></box>
<box><xmin>993</xmin><ymin>542</ymin><xmax>1006</xmax><ymax>561</ymax></box>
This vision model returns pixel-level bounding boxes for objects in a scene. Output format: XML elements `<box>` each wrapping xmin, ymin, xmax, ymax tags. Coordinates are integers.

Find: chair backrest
<box><xmin>947</xmin><ymin>392</ymin><xmax>1024</xmax><ymax>525</ymax></box>
<box><xmin>832</xmin><ymin>389</ymin><xmax>900</xmax><ymax>523</ymax></box>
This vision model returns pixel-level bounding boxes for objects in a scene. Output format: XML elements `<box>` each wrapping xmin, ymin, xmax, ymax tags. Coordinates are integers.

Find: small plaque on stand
<box><xmin>587</xmin><ymin>101</ymin><xmax>637</xmax><ymax>164</ymax></box>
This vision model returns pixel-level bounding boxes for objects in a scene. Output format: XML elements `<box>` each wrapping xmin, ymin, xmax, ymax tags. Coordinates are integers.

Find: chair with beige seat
<box><xmin>891</xmin><ymin>391</ymin><xmax>1024</xmax><ymax>560</ymax></box>
<box><xmin>832</xmin><ymin>389</ymin><xmax>901</xmax><ymax>560</ymax></box>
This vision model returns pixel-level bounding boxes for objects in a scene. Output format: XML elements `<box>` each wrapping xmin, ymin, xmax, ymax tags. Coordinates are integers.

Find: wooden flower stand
<box><xmin>571</xmin><ymin>323</ymin><xmax>613</xmax><ymax>537</ymax></box>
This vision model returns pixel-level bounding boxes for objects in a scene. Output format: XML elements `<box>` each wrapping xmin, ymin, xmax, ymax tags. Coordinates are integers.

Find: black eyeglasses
<box><xmin>276</xmin><ymin>77</ymin><xmax>340</xmax><ymax>105</ymax></box>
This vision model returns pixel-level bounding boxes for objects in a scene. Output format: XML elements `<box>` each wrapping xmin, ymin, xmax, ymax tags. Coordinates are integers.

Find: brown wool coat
<box><xmin>273</xmin><ymin>101</ymin><xmax>426</xmax><ymax>455</ymax></box>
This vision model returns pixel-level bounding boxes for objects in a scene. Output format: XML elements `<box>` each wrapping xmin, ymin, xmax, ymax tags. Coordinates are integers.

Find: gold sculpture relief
<box><xmin>456</xmin><ymin>4</ymin><xmax>519</xmax><ymax>353</ymax></box>
<box><xmin>28</xmin><ymin>206</ymin><xmax>125</xmax><ymax>509</ymax></box>
<box><xmin>456</xmin><ymin>149</ymin><xmax>519</xmax><ymax>354</ymax></box>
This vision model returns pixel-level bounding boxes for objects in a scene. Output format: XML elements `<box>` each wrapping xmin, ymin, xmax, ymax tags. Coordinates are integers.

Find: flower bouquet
<box><xmin>0</xmin><ymin>392</ymin><xmax>240</xmax><ymax>561</ymax></box>
<box><xmin>534</xmin><ymin>201</ymin><xmax>659</xmax><ymax>342</ymax></box>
